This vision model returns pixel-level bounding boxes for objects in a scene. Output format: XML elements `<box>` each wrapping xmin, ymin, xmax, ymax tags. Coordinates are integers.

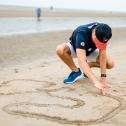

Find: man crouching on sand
<box><xmin>56</xmin><ymin>22</ymin><xmax>114</xmax><ymax>94</ymax></box>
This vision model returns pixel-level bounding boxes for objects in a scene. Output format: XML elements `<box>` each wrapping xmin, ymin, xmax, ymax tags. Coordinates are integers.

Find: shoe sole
<box><xmin>64</xmin><ymin>74</ymin><xmax>83</xmax><ymax>84</ymax></box>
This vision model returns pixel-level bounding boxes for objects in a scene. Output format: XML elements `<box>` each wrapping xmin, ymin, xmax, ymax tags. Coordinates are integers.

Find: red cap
<box><xmin>95</xmin><ymin>37</ymin><xmax>108</xmax><ymax>50</ymax></box>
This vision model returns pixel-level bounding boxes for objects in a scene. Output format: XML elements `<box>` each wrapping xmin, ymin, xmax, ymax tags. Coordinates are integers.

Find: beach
<box><xmin>0</xmin><ymin>6</ymin><xmax>126</xmax><ymax>126</ymax></box>
<box><xmin>0</xmin><ymin>5</ymin><xmax>126</xmax><ymax>17</ymax></box>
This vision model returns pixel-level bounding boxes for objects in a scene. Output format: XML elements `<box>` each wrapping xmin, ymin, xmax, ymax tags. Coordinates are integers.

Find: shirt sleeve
<box><xmin>75</xmin><ymin>32</ymin><xmax>87</xmax><ymax>50</ymax></box>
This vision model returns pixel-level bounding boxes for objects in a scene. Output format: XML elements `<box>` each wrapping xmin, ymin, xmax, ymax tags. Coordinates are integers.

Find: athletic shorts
<box><xmin>66</xmin><ymin>42</ymin><xmax>99</xmax><ymax>62</ymax></box>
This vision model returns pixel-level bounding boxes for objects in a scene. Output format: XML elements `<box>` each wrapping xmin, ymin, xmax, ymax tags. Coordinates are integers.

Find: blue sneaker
<box><xmin>63</xmin><ymin>68</ymin><xmax>83</xmax><ymax>84</ymax></box>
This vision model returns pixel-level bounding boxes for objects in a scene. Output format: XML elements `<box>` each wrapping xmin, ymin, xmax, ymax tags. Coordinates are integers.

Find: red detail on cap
<box><xmin>95</xmin><ymin>37</ymin><xmax>107</xmax><ymax>50</ymax></box>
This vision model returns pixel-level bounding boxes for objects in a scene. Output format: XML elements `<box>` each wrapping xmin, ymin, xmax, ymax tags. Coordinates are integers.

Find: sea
<box><xmin>0</xmin><ymin>17</ymin><xmax>126</xmax><ymax>36</ymax></box>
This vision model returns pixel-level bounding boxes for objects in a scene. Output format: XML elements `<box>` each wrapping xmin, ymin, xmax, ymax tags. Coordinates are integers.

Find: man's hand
<box><xmin>93</xmin><ymin>79</ymin><xmax>112</xmax><ymax>95</ymax></box>
<box><xmin>93</xmin><ymin>80</ymin><xmax>105</xmax><ymax>95</ymax></box>
<box><xmin>94</xmin><ymin>80</ymin><xmax>104</xmax><ymax>89</ymax></box>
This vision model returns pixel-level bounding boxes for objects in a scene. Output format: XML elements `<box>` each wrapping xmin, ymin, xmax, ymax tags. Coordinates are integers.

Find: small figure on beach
<box><xmin>50</xmin><ymin>6</ymin><xmax>54</xmax><ymax>11</ymax></box>
<box><xmin>56</xmin><ymin>22</ymin><xmax>114</xmax><ymax>94</ymax></box>
<box><xmin>36</xmin><ymin>7</ymin><xmax>42</xmax><ymax>21</ymax></box>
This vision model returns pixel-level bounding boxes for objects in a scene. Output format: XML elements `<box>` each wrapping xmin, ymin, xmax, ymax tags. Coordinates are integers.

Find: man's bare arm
<box><xmin>76</xmin><ymin>48</ymin><xmax>104</xmax><ymax>89</ymax></box>
<box><xmin>99</xmin><ymin>49</ymin><xmax>107</xmax><ymax>76</ymax></box>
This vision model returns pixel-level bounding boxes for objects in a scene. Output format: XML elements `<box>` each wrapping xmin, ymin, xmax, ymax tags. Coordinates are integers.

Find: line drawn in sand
<box><xmin>0</xmin><ymin>79</ymin><xmax>126</xmax><ymax>126</ymax></box>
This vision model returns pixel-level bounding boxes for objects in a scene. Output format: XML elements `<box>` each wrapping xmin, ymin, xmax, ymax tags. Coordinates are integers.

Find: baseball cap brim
<box><xmin>95</xmin><ymin>37</ymin><xmax>107</xmax><ymax>50</ymax></box>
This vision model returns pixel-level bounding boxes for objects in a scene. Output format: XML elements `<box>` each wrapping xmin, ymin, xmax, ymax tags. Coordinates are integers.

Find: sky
<box><xmin>0</xmin><ymin>0</ymin><xmax>126</xmax><ymax>12</ymax></box>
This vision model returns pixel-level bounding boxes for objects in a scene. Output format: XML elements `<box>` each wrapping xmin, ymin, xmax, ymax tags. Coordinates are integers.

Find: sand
<box><xmin>0</xmin><ymin>5</ymin><xmax>126</xmax><ymax>17</ymax></box>
<box><xmin>0</xmin><ymin>26</ymin><xmax>126</xmax><ymax>126</ymax></box>
<box><xmin>1</xmin><ymin>10</ymin><xmax>126</xmax><ymax>17</ymax></box>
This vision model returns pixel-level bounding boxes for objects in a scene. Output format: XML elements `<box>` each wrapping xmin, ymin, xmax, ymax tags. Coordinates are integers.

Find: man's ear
<box><xmin>92</xmin><ymin>29</ymin><xmax>96</xmax><ymax>43</ymax></box>
<box><xmin>93</xmin><ymin>29</ymin><xmax>96</xmax><ymax>38</ymax></box>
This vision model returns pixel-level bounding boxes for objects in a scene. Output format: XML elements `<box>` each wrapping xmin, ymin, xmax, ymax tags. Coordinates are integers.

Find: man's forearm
<box><xmin>76</xmin><ymin>49</ymin><xmax>99</xmax><ymax>84</ymax></box>
<box><xmin>100</xmin><ymin>50</ymin><xmax>107</xmax><ymax>75</ymax></box>
<box><xmin>78</xmin><ymin>59</ymin><xmax>98</xmax><ymax>83</ymax></box>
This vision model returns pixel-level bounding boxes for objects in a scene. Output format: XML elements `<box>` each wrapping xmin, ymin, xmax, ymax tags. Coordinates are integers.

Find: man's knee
<box><xmin>56</xmin><ymin>43</ymin><xmax>69</xmax><ymax>57</ymax></box>
<box><xmin>107</xmin><ymin>60</ymin><xmax>114</xmax><ymax>69</ymax></box>
<box><xmin>56</xmin><ymin>45</ymin><xmax>63</xmax><ymax>56</ymax></box>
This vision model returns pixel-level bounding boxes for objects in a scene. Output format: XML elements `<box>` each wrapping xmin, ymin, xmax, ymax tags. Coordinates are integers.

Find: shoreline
<box><xmin>0</xmin><ymin>17</ymin><xmax>126</xmax><ymax>37</ymax></box>
<box><xmin>0</xmin><ymin>25</ymin><xmax>126</xmax><ymax>37</ymax></box>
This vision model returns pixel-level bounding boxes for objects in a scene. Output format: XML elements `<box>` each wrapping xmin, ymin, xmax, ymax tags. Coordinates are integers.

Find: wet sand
<box><xmin>0</xmin><ymin>5</ymin><xmax>126</xmax><ymax>17</ymax></box>
<box><xmin>1</xmin><ymin>10</ymin><xmax>126</xmax><ymax>17</ymax></box>
<box><xmin>0</xmin><ymin>26</ymin><xmax>126</xmax><ymax>126</ymax></box>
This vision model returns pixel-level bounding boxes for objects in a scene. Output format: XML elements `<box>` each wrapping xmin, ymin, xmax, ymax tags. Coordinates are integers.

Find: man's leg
<box><xmin>88</xmin><ymin>55</ymin><xmax>114</xmax><ymax>69</ymax></box>
<box><xmin>56</xmin><ymin>43</ymin><xmax>78</xmax><ymax>71</ymax></box>
<box><xmin>88</xmin><ymin>54</ymin><xmax>114</xmax><ymax>88</ymax></box>
<box><xmin>56</xmin><ymin>43</ymin><xmax>83</xmax><ymax>83</ymax></box>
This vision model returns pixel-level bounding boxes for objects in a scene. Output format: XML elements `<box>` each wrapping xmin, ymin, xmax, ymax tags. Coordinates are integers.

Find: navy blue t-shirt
<box><xmin>70</xmin><ymin>22</ymin><xmax>100</xmax><ymax>56</ymax></box>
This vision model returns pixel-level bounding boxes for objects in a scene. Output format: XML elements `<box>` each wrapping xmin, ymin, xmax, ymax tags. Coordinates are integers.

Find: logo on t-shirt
<box><xmin>80</xmin><ymin>42</ymin><xmax>85</xmax><ymax>47</ymax></box>
<box><xmin>88</xmin><ymin>48</ymin><xmax>92</xmax><ymax>52</ymax></box>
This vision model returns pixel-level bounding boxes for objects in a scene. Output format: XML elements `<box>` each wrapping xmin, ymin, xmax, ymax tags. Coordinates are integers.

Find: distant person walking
<box><xmin>36</xmin><ymin>7</ymin><xmax>42</xmax><ymax>21</ymax></box>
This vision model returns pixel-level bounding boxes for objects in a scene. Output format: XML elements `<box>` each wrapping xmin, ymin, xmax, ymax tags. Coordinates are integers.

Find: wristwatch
<box><xmin>101</xmin><ymin>74</ymin><xmax>107</xmax><ymax>77</ymax></box>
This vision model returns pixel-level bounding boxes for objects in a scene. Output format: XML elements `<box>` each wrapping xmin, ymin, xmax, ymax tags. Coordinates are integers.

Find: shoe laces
<box><xmin>68</xmin><ymin>71</ymin><xmax>75</xmax><ymax>78</ymax></box>
<box><xmin>68</xmin><ymin>69</ymin><xmax>80</xmax><ymax>78</ymax></box>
